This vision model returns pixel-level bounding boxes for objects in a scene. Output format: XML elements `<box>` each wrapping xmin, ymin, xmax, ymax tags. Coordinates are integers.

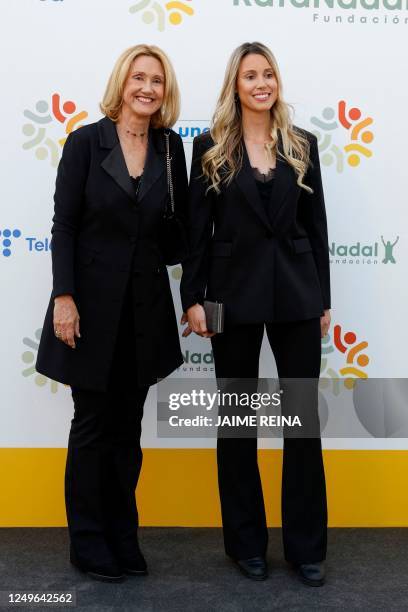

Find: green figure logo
<box><xmin>381</xmin><ymin>236</ymin><xmax>399</xmax><ymax>264</ymax></box>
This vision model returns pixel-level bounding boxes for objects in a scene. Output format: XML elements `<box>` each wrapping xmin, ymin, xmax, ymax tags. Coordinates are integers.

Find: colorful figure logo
<box><xmin>21</xmin><ymin>328</ymin><xmax>61</xmax><ymax>393</ymax></box>
<box><xmin>22</xmin><ymin>93</ymin><xmax>88</xmax><ymax>167</ymax></box>
<box><xmin>311</xmin><ymin>101</ymin><xmax>374</xmax><ymax>172</ymax></box>
<box><xmin>0</xmin><ymin>229</ymin><xmax>21</xmax><ymax>257</ymax></box>
<box><xmin>321</xmin><ymin>324</ymin><xmax>370</xmax><ymax>394</ymax></box>
<box><xmin>129</xmin><ymin>0</ymin><xmax>194</xmax><ymax>31</ymax></box>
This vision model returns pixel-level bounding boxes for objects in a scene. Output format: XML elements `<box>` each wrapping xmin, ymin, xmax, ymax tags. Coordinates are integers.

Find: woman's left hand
<box><xmin>320</xmin><ymin>309</ymin><xmax>331</xmax><ymax>338</ymax></box>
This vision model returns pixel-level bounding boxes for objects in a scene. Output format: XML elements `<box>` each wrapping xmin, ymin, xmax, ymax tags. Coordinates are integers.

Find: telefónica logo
<box><xmin>0</xmin><ymin>229</ymin><xmax>22</xmax><ymax>257</ymax></box>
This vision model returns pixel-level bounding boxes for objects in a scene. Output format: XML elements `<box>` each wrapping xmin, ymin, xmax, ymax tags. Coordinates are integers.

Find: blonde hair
<box><xmin>100</xmin><ymin>44</ymin><xmax>180</xmax><ymax>128</ymax></box>
<box><xmin>202</xmin><ymin>42</ymin><xmax>312</xmax><ymax>194</ymax></box>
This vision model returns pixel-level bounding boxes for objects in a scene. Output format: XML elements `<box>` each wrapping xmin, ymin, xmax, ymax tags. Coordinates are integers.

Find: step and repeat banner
<box><xmin>1</xmin><ymin>0</ymin><xmax>407</xmax><ymax>458</ymax></box>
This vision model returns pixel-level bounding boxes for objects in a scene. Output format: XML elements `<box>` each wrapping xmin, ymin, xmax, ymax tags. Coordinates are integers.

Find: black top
<box><xmin>130</xmin><ymin>175</ymin><xmax>142</xmax><ymax>198</ymax></box>
<box><xmin>253</xmin><ymin>167</ymin><xmax>275</xmax><ymax>220</ymax></box>
<box><xmin>252</xmin><ymin>167</ymin><xmax>276</xmax><ymax>183</ymax></box>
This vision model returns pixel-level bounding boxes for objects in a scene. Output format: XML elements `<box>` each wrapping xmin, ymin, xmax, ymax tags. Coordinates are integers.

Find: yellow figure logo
<box><xmin>129</xmin><ymin>0</ymin><xmax>194</xmax><ymax>31</ymax></box>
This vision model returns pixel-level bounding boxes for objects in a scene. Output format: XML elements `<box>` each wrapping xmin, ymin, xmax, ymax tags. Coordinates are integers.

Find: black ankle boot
<box><xmin>70</xmin><ymin>547</ymin><xmax>124</xmax><ymax>583</ymax></box>
<box><xmin>233</xmin><ymin>556</ymin><xmax>268</xmax><ymax>581</ymax></box>
<box><xmin>295</xmin><ymin>562</ymin><xmax>326</xmax><ymax>586</ymax></box>
<box><xmin>119</xmin><ymin>548</ymin><xmax>148</xmax><ymax>576</ymax></box>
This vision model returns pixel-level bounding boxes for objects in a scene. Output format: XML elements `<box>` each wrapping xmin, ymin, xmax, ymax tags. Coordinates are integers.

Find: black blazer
<box><xmin>180</xmin><ymin>128</ymin><xmax>331</xmax><ymax>324</ymax></box>
<box><xmin>36</xmin><ymin>116</ymin><xmax>188</xmax><ymax>391</ymax></box>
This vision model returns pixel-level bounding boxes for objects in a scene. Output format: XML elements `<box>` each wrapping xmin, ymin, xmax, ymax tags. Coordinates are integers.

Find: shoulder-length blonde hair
<box><xmin>203</xmin><ymin>42</ymin><xmax>312</xmax><ymax>194</ymax></box>
<box><xmin>100</xmin><ymin>44</ymin><xmax>180</xmax><ymax>128</ymax></box>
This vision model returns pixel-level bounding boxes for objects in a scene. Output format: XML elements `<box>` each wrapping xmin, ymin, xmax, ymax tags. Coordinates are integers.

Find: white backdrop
<box><xmin>1</xmin><ymin>0</ymin><xmax>407</xmax><ymax>450</ymax></box>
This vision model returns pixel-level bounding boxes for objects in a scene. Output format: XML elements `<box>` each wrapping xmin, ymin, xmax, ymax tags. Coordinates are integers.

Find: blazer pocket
<box><xmin>293</xmin><ymin>237</ymin><xmax>312</xmax><ymax>255</ymax></box>
<box><xmin>210</xmin><ymin>241</ymin><xmax>233</xmax><ymax>257</ymax></box>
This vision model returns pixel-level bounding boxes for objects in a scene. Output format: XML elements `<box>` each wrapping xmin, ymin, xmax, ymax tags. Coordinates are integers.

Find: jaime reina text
<box><xmin>168</xmin><ymin>415</ymin><xmax>302</xmax><ymax>427</ymax></box>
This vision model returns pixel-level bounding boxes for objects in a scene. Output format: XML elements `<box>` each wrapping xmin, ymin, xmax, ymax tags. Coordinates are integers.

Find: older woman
<box><xmin>36</xmin><ymin>45</ymin><xmax>187</xmax><ymax>582</ymax></box>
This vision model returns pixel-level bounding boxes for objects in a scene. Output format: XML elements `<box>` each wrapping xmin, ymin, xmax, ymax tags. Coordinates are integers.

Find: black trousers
<box><xmin>65</xmin><ymin>288</ymin><xmax>149</xmax><ymax>566</ymax></box>
<box><xmin>211</xmin><ymin>317</ymin><xmax>327</xmax><ymax>564</ymax></box>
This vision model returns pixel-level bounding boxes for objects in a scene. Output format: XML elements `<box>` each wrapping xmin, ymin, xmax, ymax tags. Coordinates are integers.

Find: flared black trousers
<box><xmin>211</xmin><ymin>317</ymin><xmax>327</xmax><ymax>564</ymax></box>
<box><xmin>65</xmin><ymin>288</ymin><xmax>149</xmax><ymax>566</ymax></box>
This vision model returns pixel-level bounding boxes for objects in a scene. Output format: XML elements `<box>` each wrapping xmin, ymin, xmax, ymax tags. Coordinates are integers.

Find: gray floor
<box><xmin>0</xmin><ymin>528</ymin><xmax>407</xmax><ymax>611</ymax></box>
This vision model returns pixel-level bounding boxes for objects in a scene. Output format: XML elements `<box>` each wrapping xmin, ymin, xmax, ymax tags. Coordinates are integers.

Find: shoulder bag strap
<box><xmin>164</xmin><ymin>129</ymin><xmax>175</xmax><ymax>217</ymax></box>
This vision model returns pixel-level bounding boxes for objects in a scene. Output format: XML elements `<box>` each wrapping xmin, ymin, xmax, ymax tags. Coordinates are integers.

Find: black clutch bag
<box><xmin>204</xmin><ymin>300</ymin><xmax>225</xmax><ymax>334</ymax></box>
<box><xmin>158</xmin><ymin>129</ymin><xmax>188</xmax><ymax>266</ymax></box>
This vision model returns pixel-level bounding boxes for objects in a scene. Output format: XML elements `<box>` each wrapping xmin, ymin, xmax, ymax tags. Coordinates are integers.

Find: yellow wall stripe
<box><xmin>0</xmin><ymin>449</ymin><xmax>407</xmax><ymax>527</ymax></box>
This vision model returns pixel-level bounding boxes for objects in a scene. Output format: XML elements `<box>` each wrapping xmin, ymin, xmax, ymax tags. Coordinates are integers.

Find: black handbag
<box><xmin>158</xmin><ymin>129</ymin><xmax>188</xmax><ymax>266</ymax></box>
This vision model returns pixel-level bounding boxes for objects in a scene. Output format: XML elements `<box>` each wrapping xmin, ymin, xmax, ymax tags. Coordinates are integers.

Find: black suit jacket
<box><xmin>36</xmin><ymin>116</ymin><xmax>188</xmax><ymax>391</ymax></box>
<box><xmin>180</xmin><ymin>128</ymin><xmax>330</xmax><ymax>324</ymax></box>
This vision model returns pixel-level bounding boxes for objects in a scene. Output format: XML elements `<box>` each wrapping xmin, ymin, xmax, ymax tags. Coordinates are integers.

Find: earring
<box><xmin>234</xmin><ymin>92</ymin><xmax>239</xmax><ymax>103</ymax></box>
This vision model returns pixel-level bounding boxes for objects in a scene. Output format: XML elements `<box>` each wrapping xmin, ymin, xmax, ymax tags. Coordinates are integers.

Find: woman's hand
<box><xmin>53</xmin><ymin>295</ymin><xmax>81</xmax><ymax>349</ymax></box>
<box><xmin>181</xmin><ymin>304</ymin><xmax>215</xmax><ymax>338</ymax></box>
<box><xmin>320</xmin><ymin>309</ymin><xmax>331</xmax><ymax>338</ymax></box>
<box><xmin>180</xmin><ymin>312</ymin><xmax>192</xmax><ymax>337</ymax></box>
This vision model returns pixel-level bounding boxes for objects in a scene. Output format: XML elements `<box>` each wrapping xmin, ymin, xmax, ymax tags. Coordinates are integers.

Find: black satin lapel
<box><xmin>268</xmin><ymin>156</ymin><xmax>299</xmax><ymax>228</ymax></box>
<box><xmin>138</xmin><ymin>130</ymin><xmax>165</xmax><ymax>203</ymax></box>
<box><xmin>101</xmin><ymin>143</ymin><xmax>136</xmax><ymax>204</ymax></box>
<box><xmin>235</xmin><ymin>145</ymin><xmax>273</xmax><ymax>232</ymax></box>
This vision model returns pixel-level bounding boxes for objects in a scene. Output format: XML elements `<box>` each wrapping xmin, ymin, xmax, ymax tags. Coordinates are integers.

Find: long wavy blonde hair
<box><xmin>202</xmin><ymin>42</ymin><xmax>313</xmax><ymax>194</ymax></box>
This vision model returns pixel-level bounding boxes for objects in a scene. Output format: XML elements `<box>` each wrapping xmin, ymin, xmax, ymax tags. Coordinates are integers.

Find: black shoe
<box><xmin>233</xmin><ymin>556</ymin><xmax>268</xmax><ymax>581</ymax></box>
<box><xmin>70</xmin><ymin>548</ymin><xmax>124</xmax><ymax>583</ymax></box>
<box><xmin>295</xmin><ymin>562</ymin><xmax>326</xmax><ymax>587</ymax></box>
<box><xmin>119</xmin><ymin>549</ymin><xmax>148</xmax><ymax>576</ymax></box>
